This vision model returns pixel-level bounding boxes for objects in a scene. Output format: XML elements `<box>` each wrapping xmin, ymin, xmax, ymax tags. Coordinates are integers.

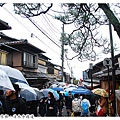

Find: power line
<box><xmin>33</xmin><ymin>34</ymin><xmax>61</xmax><ymax>55</ymax></box>
<box><xmin>34</xmin><ymin>16</ymin><xmax>61</xmax><ymax>45</ymax></box>
<box><xmin>41</xmin><ymin>14</ymin><xmax>61</xmax><ymax>40</ymax></box>
<box><xmin>27</xmin><ymin>17</ymin><xmax>61</xmax><ymax>48</ymax></box>
<box><xmin>44</xmin><ymin>14</ymin><xmax>61</xmax><ymax>33</ymax></box>
<box><xmin>2</xmin><ymin>6</ymin><xmax>61</xmax><ymax>56</ymax></box>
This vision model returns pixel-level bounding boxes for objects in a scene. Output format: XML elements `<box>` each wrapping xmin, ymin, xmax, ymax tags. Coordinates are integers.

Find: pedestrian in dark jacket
<box><xmin>57</xmin><ymin>91</ymin><xmax>64</xmax><ymax>116</ymax></box>
<box><xmin>45</xmin><ymin>92</ymin><xmax>57</xmax><ymax>117</ymax></box>
<box><xmin>38</xmin><ymin>97</ymin><xmax>47</xmax><ymax>116</ymax></box>
<box><xmin>0</xmin><ymin>90</ymin><xmax>5</xmax><ymax>114</ymax></box>
<box><xmin>26</xmin><ymin>100</ymin><xmax>38</xmax><ymax>116</ymax></box>
<box><xmin>65</xmin><ymin>92</ymin><xmax>73</xmax><ymax>116</ymax></box>
<box><xmin>2</xmin><ymin>83</ymin><xmax>27</xmax><ymax>115</ymax></box>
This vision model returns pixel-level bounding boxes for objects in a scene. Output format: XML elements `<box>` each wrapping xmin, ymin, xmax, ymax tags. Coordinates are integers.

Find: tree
<box><xmin>55</xmin><ymin>3</ymin><xmax>120</xmax><ymax>61</ymax></box>
<box><xmin>1</xmin><ymin>3</ymin><xmax>120</xmax><ymax>61</ymax></box>
<box><xmin>0</xmin><ymin>3</ymin><xmax>53</xmax><ymax>17</ymax></box>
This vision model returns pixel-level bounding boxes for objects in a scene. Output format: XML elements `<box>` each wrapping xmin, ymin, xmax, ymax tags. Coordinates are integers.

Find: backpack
<box><xmin>72</xmin><ymin>98</ymin><xmax>81</xmax><ymax>112</ymax></box>
<box><xmin>81</xmin><ymin>100</ymin><xmax>89</xmax><ymax>114</ymax></box>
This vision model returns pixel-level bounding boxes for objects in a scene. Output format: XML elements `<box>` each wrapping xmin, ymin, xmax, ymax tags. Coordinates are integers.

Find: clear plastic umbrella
<box><xmin>32</xmin><ymin>87</ymin><xmax>45</xmax><ymax>100</ymax></box>
<box><xmin>40</xmin><ymin>88</ymin><xmax>59</xmax><ymax>100</ymax></box>
<box><xmin>15</xmin><ymin>82</ymin><xmax>37</xmax><ymax>101</ymax></box>
<box><xmin>20</xmin><ymin>88</ymin><xmax>37</xmax><ymax>101</ymax></box>
<box><xmin>0</xmin><ymin>69</ymin><xmax>15</xmax><ymax>91</ymax></box>
<box><xmin>0</xmin><ymin>65</ymin><xmax>29</xmax><ymax>85</ymax></box>
<box><xmin>64</xmin><ymin>87</ymin><xmax>77</xmax><ymax>92</ymax></box>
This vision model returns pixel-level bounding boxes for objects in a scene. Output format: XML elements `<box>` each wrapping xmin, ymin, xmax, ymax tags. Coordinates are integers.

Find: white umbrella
<box><xmin>64</xmin><ymin>87</ymin><xmax>77</xmax><ymax>92</ymax></box>
<box><xmin>50</xmin><ymin>84</ymin><xmax>58</xmax><ymax>88</ymax></box>
<box><xmin>32</xmin><ymin>87</ymin><xmax>45</xmax><ymax>100</ymax></box>
<box><xmin>0</xmin><ymin>69</ymin><xmax>15</xmax><ymax>91</ymax></box>
<box><xmin>0</xmin><ymin>65</ymin><xmax>29</xmax><ymax>85</ymax></box>
<box><xmin>15</xmin><ymin>82</ymin><xmax>37</xmax><ymax>101</ymax></box>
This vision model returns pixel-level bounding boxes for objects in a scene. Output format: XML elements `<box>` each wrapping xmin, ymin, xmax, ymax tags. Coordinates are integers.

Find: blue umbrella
<box><xmin>64</xmin><ymin>91</ymin><xmax>75</xmax><ymax>96</ymax></box>
<box><xmin>40</xmin><ymin>88</ymin><xmax>59</xmax><ymax>100</ymax></box>
<box><xmin>51</xmin><ymin>87</ymin><xmax>64</xmax><ymax>91</ymax></box>
<box><xmin>71</xmin><ymin>88</ymin><xmax>91</xmax><ymax>95</ymax></box>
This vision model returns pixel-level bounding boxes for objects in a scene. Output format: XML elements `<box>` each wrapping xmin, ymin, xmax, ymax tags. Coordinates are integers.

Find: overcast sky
<box><xmin>0</xmin><ymin>2</ymin><xmax>120</xmax><ymax>80</ymax></box>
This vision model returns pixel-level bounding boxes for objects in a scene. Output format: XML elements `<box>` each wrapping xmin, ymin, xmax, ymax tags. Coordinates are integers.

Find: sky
<box><xmin>0</xmin><ymin>3</ymin><xmax>120</xmax><ymax>80</ymax></box>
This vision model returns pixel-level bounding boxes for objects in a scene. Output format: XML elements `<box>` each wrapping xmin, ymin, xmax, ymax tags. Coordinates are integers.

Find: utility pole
<box><xmin>109</xmin><ymin>22</ymin><xmax>116</xmax><ymax>116</ymax></box>
<box><xmin>71</xmin><ymin>67</ymin><xmax>73</xmax><ymax>83</ymax></box>
<box><xmin>61</xmin><ymin>23</ymin><xmax>64</xmax><ymax>82</ymax></box>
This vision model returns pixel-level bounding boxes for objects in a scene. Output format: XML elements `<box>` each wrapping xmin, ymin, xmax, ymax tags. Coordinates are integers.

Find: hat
<box><xmin>12</xmin><ymin>83</ymin><xmax>21</xmax><ymax>93</ymax></box>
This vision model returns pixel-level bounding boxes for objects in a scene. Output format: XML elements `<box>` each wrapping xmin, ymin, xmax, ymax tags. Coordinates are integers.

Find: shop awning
<box><xmin>23</xmin><ymin>71</ymin><xmax>48</xmax><ymax>79</ymax></box>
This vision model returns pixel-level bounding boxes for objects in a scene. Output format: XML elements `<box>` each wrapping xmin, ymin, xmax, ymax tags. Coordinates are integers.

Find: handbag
<box><xmin>71</xmin><ymin>112</ymin><xmax>74</xmax><ymax>117</ymax></box>
<box><xmin>96</xmin><ymin>105</ymin><xmax>104</xmax><ymax>116</ymax></box>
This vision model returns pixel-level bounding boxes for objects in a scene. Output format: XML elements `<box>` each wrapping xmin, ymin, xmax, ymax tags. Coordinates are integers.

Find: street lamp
<box><xmin>89</xmin><ymin>63</ymin><xmax>93</xmax><ymax>90</ymax></box>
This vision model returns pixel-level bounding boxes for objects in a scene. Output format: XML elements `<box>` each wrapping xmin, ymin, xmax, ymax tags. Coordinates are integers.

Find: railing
<box><xmin>23</xmin><ymin>61</ymin><xmax>38</xmax><ymax>68</ymax></box>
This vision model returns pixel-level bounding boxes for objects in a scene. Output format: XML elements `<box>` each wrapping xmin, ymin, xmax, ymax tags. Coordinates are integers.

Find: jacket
<box><xmin>3</xmin><ymin>97</ymin><xmax>27</xmax><ymax>115</ymax></box>
<box><xmin>45</xmin><ymin>97</ymin><xmax>57</xmax><ymax>116</ymax></box>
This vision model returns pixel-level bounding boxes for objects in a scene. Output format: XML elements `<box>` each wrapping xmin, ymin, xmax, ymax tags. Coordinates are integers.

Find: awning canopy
<box><xmin>97</xmin><ymin>70</ymin><xmax>120</xmax><ymax>77</ymax></box>
<box><xmin>23</xmin><ymin>71</ymin><xmax>48</xmax><ymax>79</ymax></box>
<box><xmin>82</xmin><ymin>81</ymin><xmax>100</xmax><ymax>88</ymax></box>
<box><xmin>83</xmin><ymin>79</ymin><xmax>100</xmax><ymax>83</ymax></box>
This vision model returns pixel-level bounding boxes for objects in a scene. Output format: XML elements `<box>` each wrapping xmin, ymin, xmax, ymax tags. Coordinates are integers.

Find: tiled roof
<box><xmin>3</xmin><ymin>39</ymin><xmax>45</xmax><ymax>53</ymax></box>
<box><xmin>0</xmin><ymin>19</ymin><xmax>11</xmax><ymax>30</ymax></box>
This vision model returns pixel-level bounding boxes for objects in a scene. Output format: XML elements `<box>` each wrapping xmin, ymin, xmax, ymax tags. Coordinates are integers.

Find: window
<box><xmin>23</xmin><ymin>52</ymin><xmax>37</xmax><ymax>68</ymax></box>
<box><xmin>0</xmin><ymin>52</ymin><xmax>7</xmax><ymax>65</ymax></box>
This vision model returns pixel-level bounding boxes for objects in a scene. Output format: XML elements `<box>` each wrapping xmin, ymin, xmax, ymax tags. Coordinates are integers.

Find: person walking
<box><xmin>72</xmin><ymin>94</ymin><xmax>82</xmax><ymax>117</ymax></box>
<box><xmin>45</xmin><ymin>92</ymin><xmax>57</xmax><ymax>116</ymax></box>
<box><xmin>26</xmin><ymin>100</ymin><xmax>38</xmax><ymax>116</ymax></box>
<box><xmin>96</xmin><ymin>96</ymin><xmax>108</xmax><ymax>116</ymax></box>
<box><xmin>57</xmin><ymin>91</ymin><xmax>64</xmax><ymax>116</ymax></box>
<box><xmin>2</xmin><ymin>83</ymin><xmax>27</xmax><ymax>115</ymax></box>
<box><xmin>81</xmin><ymin>94</ymin><xmax>91</xmax><ymax>117</ymax></box>
<box><xmin>38</xmin><ymin>97</ymin><xmax>47</xmax><ymax>116</ymax></box>
<box><xmin>65</xmin><ymin>91</ymin><xmax>73</xmax><ymax>116</ymax></box>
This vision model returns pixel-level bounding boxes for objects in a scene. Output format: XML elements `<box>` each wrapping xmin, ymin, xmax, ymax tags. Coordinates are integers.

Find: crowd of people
<box><xmin>0</xmin><ymin>83</ymin><xmax>111</xmax><ymax>117</ymax></box>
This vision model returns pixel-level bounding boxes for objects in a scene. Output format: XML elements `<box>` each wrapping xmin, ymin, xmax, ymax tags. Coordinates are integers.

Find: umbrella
<box><xmin>0</xmin><ymin>69</ymin><xmax>15</xmax><ymax>91</ymax></box>
<box><xmin>92</xmin><ymin>88</ymin><xmax>108</xmax><ymax>97</ymax></box>
<box><xmin>40</xmin><ymin>88</ymin><xmax>59</xmax><ymax>100</ymax></box>
<box><xmin>32</xmin><ymin>87</ymin><xmax>45</xmax><ymax>100</ymax></box>
<box><xmin>71</xmin><ymin>87</ymin><xmax>91</xmax><ymax>95</ymax></box>
<box><xmin>85</xmin><ymin>91</ymin><xmax>100</xmax><ymax>104</ymax></box>
<box><xmin>15</xmin><ymin>82</ymin><xmax>37</xmax><ymax>101</ymax></box>
<box><xmin>51</xmin><ymin>87</ymin><xmax>64</xmax><ymax>91</ymax></box>
<box><xmin>20</xmin><ymin>88</ymin><xmax>37</xmax><ymax>101</ymax></box>
<box><xmin>64</xmin><ymin>87</ymin><xmax>77</xmax><ymax>92</ymax></box>
<box><xmin>50</xmin><ymin>84</ymin><xmax>58</xmax><ymax>88</ymax></box>
<box><xmin>0</xmin><ymin>65</ymin><xmax>29</xmax><ymax>85</ymax></box>
<box><xmin>64</xmin><ymin>91</ymin><xmax>74</xmax><ymax>96</ymax></box>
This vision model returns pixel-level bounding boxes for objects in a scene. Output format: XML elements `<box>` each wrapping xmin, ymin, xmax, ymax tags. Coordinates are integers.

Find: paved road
<box><xmin>37</xmin><ymin>105</ymin><xmax>68</xmax><ymax>117</ymax></box>
<box><xmin>37</xmin><ymin>106</ymin><xmax>97</xmax><ymax>117</ymax></box>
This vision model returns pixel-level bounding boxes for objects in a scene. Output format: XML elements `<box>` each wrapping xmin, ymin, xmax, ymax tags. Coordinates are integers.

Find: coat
<box><xmin>26</xmin><ymin>100</ymin><xmax>38</xmax><ymax>116</ymax></box>
<box><xmin>3</xmin><ymin>97</ymin><xmax>27</xmax><ymax>115</ymax></box>
<box><xmin>38</xmin><ymin>98</ymin><xmax>46</xmax><ymax>116</ymax></box>
<box><xmin>45</xmin><ymin>97</ymin><xmax>57</xmax><ymax>116</ymax></box>
<box><xmin>65</xmin><ymin>96</ymin><xmax>72</xmax><ymax>110</ymax></box>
